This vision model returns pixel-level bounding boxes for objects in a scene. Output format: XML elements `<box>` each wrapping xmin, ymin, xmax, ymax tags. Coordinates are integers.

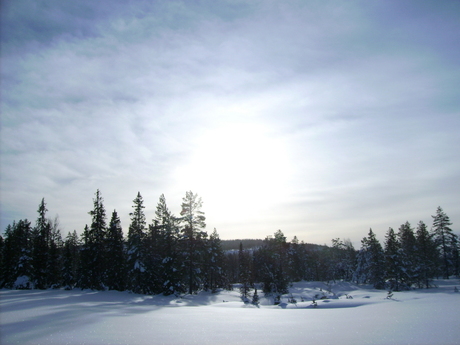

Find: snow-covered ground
<box><xmin>1</xmin><ymin>279</ymin><xmax>459</xmax><ymax>345</ymax></box>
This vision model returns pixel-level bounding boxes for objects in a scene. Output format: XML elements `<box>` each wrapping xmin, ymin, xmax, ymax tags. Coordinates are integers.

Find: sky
<box><xmin>1</xmin><ymin>0</ymin><xmax>459</xmax><ymax>246</ymax></box>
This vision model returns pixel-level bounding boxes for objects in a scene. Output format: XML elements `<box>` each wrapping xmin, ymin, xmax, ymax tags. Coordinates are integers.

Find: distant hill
<box><xmin>221</xmin><ymin>239</ymin><xmax>265</xmax><ymax>251</ymax></box>
<box><xmin>221</xmin><ymin>239</ymin><xmax>327</xmax><ymax>251</ymax></box>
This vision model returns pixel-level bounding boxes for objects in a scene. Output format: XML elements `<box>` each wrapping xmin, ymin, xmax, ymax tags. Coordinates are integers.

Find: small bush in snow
<box><xmin>252</xmin><ymin>288</ymin><xmax>260</xmax><ymax>306</ymax></box>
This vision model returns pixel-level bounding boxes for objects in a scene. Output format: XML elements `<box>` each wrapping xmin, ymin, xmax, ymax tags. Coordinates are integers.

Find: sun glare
<box><xmin>176</xmin><ymin>122</ymin><xmax>293</xmax><ymax>222</ymax></box>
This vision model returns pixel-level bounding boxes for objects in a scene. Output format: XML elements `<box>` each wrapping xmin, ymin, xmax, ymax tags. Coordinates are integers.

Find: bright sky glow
<box><xmin>1</xmin><ymin>0</ymin><xmax>459</xmax><ymax>244</ymax></box>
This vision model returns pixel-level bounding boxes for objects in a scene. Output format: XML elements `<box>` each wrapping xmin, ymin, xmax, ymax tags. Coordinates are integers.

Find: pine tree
<box><xmin>106</xmin><ymin>210</ymin><xmax>126</xmax><ymax>291</ymax></box>
<box><xmin>127</xmin><ymin>192</ymin><xmax>147</xmax><ymax>294</ymax></box>
<box><xmin>432</xmin><ymin>207</ymin><xmax>455</xmax><ymax>278</ymax></box>
<box><xmin>180</xmin><ymin>191</ymin><xmax>207</xmax><ymax>294</ymax></box>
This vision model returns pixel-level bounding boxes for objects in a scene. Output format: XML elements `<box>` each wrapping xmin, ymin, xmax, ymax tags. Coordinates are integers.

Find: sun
<box><xmin>176</xmin><ymin>122</ymin><xmax>293</xmax><ymax>223</ymax></box>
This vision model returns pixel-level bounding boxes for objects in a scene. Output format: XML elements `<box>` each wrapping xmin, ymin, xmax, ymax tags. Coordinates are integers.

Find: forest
<box><xmin>1</xmin><ymin>190</ymin><xmax>458</xmax><ymax>301</ymax></box>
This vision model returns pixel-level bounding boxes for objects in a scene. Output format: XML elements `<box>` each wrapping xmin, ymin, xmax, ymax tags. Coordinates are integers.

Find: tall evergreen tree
<box><xmin>432</xmin><ymin>207</ymin><xmax>455</xmax><ymax>278</ymax></box>
<box><xmin>255</xmin><ymin>230</ymin><xmax>290</xmax><ymax>300</ymax></box>
<box><xmin>354</xmin><ymin>229</ymin><xmax>385</xmax><ymax>289</ymax></box>
<box><xmin>31</xmin><ymin>198</ymin><xmax>52</xmax><ymax>289</ymax></box>
<box><xmin>0</xmin><ymin>235</ymin><xmax>4</xmax><ymax>286</ymax></box>
<box><xmin>238</xmin><ymin>242</ymin><xmax>253</xmax><ymax>297</ymax></box>
<box><xmin>451</xmin><ymin>234</ymin><xmax>459</xmax><ymax>277</ymax></box>
<box><xmin>367</xmin><ymin>229</ymin><xmax>385</xmax><ymax>289</ymax></box>
<box><xmin>180</xmin><ymin>191</ymin><xmax>206</xmax><ymax>294</ymax></box>
<box><xmin>106</xmin><ymin>210</ymin><xmax>126</xmax><ymax>291</ymax></box>
<box><xmin>414</xmin><ymin>221</ymin><xmax>438</xmax><ymax>288</ymax></box>
<box><xmin>1</xmin><ymin>224</ymin><xmax>15</xmax><ymax>287</ymax></box>
<box><xmin>287</xmin><ymin>236</ymin><xmax>308</xmax><ymax>282</ymax></box>
<box><xmin>86</xmin><ymin>190</ymin><xmax>108</xmax><ymax>289</ymax></box>
<box><xmin>353</xmin><ymin>238</ymin><xmax>368</xmax><ymax>284</ymax></box>
<box><xmin>127</xmin><ymin>192</ymin><xmax>147</xmax><ymax>294</ymax></box>
<box><xmin>342</xmin><ymin>238</ymin><xmax>357</xmax><ymax>281</ymax></box>
<box><xmin>152</xmin><ymin>194</ymin><xmax>183</xmax><ymax>295</ymax></box>
<box><xmin>46</xmin><ymin>216</ymin><xmax>63</xmax><ymax>288</ymax></box>
<box><xmin>2</xmin><ymin>220</ymin><xmax>34</xmax><ymax>288</ymax></box>
<box><xmin>328</xmin><ymin>238</ymin><xmax>356</xmax><ymax>282</ymax></box>
<box><xmin>397</xmin><ymin>221</ymin><xmax>417</xmax><ymax>288</ymax></box>
<box><xmin>204</xmin><ymin>228</ymin><xmax>225</xmax><ymax>292</ymax></box>
<box><xmin>145</xmin><ymin>219</ymin><xmax>163</xmax><ymax>294</ymax></box>
<box><xmin>62</xmin><ymin>230</ymin><xmax>80</xmax><ymax>289</ymax></box>
<box><xmin>78</xmin><ymin>225</ymin><xmax>91</xmax><ymax>289</ymax></box>
<box><xmin>384</xmin><ymin>227</ymin><xmax>403</xmax><ymax>290</ymax></box>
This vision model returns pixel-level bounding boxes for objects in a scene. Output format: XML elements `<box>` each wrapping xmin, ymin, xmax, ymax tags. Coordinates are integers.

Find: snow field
<box><xmin>1</xmin><ymin>280</ymin><xmax>459</xmax><ymax>345</ymax></box>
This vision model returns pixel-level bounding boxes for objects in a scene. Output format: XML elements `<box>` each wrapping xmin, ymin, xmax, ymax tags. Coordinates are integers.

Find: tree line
<box><xmin>1</xmin><ymin>191</ymin><xmax>458</xmax><ymax>300</ymax></box>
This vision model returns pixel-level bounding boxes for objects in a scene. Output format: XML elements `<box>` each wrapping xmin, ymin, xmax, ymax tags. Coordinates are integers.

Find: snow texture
<box><xmin>1</xmin><ymin>279</ymin><xmax>459</xmax><ymax>345</ymax></box>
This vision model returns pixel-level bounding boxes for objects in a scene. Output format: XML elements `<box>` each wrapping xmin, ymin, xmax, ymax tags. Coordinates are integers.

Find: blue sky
<box><xmin>1</xmin><ymin>0</ymin><xmax>459</xmax><ymax>245</ymax></box>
